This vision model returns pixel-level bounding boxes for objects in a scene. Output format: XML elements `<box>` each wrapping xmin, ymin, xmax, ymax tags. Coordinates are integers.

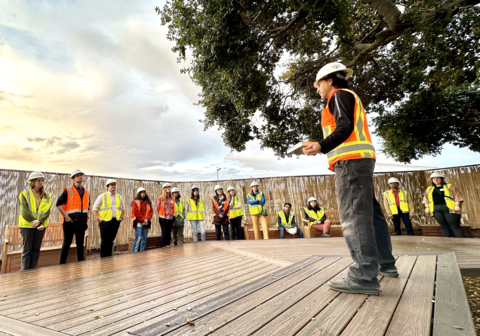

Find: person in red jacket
<box><xmin>131</xmin><ymin>187</ymin><xmax>153</xmax><ymax>253</ymax></box>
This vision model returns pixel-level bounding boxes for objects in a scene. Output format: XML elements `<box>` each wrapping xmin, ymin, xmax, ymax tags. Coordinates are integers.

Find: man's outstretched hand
<box><xmin>303</xmin><ymin>142</ymin><xmax>321</xmax><ymax>156</ymax></box>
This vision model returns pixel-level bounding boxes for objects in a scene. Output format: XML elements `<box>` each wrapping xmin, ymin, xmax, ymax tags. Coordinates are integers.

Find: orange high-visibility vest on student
<box><xmin>61</xmin><ymin>185</ymin><xmax>89</xmax><ymax>221</ymax></box>
<box><xmin>130</xmin><ymin>200</ymin><xmax>152</xmax><ymax>228</ymax></box>
<box><xmin>157</xmin><ymin>196</ymin><xmax>176</xmax><ymax>219</ymax></box>
<box><xmin>321</xmin><ymin>89</ymin><xmax>376</xmax><ymax>171</ymax></box>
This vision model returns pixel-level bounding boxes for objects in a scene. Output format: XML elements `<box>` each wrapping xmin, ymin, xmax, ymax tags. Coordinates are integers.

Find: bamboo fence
<box><xmin>1</xmin><ymin>164</ymin><xmax>479</xmax><ymax>260</ymax></box>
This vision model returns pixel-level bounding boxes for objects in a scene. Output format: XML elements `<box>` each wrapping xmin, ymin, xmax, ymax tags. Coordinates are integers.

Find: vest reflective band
<box><xmin>98</xmin><ymin>192</ymin><xmax>122</xmax><ymax>221</ymax></box>
<box><xmin>175</xmin><ymin>199</ymin><xmax>185</xmax><ymax>218</ymax></box>
<box><xmin>276</xmin><ymin>211</ymin><xmax>295</xmax><ymax>228</ymax></box>
<box><xmin>130</xmin><ymin>200</ymin><xmax>152</xmax><ymax>227</ymax></box>
<box><xmin>304</xmin><ymin>207</ymin><xmax>325</xmax><ymax>227</ymax></box>
<box><xmin>62</xmin><ymin>186</ymin><xmax>89</xmax><ymax>220</ymax></box>
<box><xmin>18</xmin><ymin>189</ymin><xmax>53</xmax><ymax>228</ymax></box>
<box><xmin>229</xmin><ymin>196</ymin><xmax>244</xmax><ymax>219</ymax></box>
<box><xmin>383</xmin><ymin>190</ymin><xmax>409</xmax><ymax>215</ymax></box>
<box><xmin>187</xmin><ymin>198</ymin><xmax>205</xmax><ymax>221</ymax></box>
<box><xmin>157</xmin><ymin>196</ymin><xmax>176</xmax><ymax>219</ymax></box>
<box><xmin>321</xmin><ymin>89</ymin><xmax>376</xmax><ymax>171</ymax></box>
<box><xmin>247</xmin><ymin>192</ymin><xmax>264</xmax><ymax>215</ymax></box>
<box><xmin>427</xmin><ymin>184</ymin><xmax>455</xmax><ymax>213</ymax></box>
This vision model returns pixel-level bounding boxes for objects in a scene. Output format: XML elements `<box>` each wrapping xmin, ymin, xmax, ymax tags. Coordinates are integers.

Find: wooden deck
<box><xmin>0</xmin><ymin>237</ymin><xmax>477</xmax><ymax>336</ymax></box>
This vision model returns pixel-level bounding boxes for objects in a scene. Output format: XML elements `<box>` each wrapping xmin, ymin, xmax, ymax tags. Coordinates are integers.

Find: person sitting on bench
<box><xmin>304</xmin><ymin>197</ymin><xmax>331</xmax><ymax>237</ymax></box>
<box><xmin>276</xmin><ymin>203</ymin><xmax>303</xmax><ymax>239</ymax></box>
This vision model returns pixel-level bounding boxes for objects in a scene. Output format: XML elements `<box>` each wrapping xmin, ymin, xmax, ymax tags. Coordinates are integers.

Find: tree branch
<box><xmin>259</xmin><ymin>7</ymin><xmax>309</xmax><ymax>48</ymax></box>
<box><xmin>362</xmin><ymin>0</ymin><xmax>402</xmax><ymax>32</ymax></box>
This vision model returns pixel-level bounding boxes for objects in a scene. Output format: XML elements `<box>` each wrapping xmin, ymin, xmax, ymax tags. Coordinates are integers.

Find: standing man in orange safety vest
<box><xmin>303</xmin><ymin>62</ymin><xmax>397</xmax><ymax>296</ymax></box>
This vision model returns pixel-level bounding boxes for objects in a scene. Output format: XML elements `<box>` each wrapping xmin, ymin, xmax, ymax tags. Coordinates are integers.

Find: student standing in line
<box><xmin>246</xmin><ymin>181</ymin><xmax>269</xmax><ymax>239</ymax></box>
<box><xmin>172</xmin><ymin>187</ymin><xmax>185</xmax><ymax>246</ymax></box>
<box><xmin>18</xmin><ymin>171</ymin><xmax>53</xmax><ymax>271</ymax></box>
<box><xmin>423</xmin><ymin>171</ymin><xmax>465</xmax><ymax>237</ymax></box>
<box><xmin>383</xmin><ymin>177</ymin><xmax>415</xmax><ymax>235</ymax></box>
<box><xmin>93</xmin><ymin>179</ymin><xmax>125</xmax><ymax>258</ymax></box>
<box><xmin>227</xmin><ymin>186</ymin><xmax>243</xmax><ymax>240</ymax></box>
<box><xmin>187</xmin><ymin>185</ymin><xmax>206</xmax><ymax>242</ymax></box>
<box><xmin>57</xmin><ymin>169</ymin><xmax>90</xmax><ymax>264</ymax></box>
<box><xmin>304</xmin><ymin>197</ymin><xmax>331</xmax><ymax>237</ymax></box>
<box><xmin>130</xmin><ymin>187</ymin><xmax>153</xmax><ymax>253</ymax></box>
<box><xmin>212</xmin><ymin>185</ymin><xmax>230</xmax><ymax>241</ymax></box>
<box><xmin>157</xmin><ymin>183</ymin><xmax>175</xmax><ymax>247</ymax></box>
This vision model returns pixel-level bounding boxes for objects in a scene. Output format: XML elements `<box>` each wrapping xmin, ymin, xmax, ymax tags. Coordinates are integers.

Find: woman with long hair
<box><xmin>18</xmin><ymin>171</ymin><xmax>53</xmax><ymax>270</ymax></box>
<box><xmin>304</xmin><ymin>197</ymin><xmax>331</xmax><ymax>237</ymax></box>
<box><xmin>423</xmin><ymin>171</ymin><xmax>464</xmax><ymax>237</ymax></box>
<box><xmin>131</xmin><ymin>187</ymin><xmax>153</xmax><ymax>252</ymax></box>
<box><xmin>212</xmin><ymin>185</ymin><xmax>230</xmax><ymax>240</ymax></box>
<box><xmin>171</xmin><ymin>187</ymin><xmax>185</xmax><ymax>246</ymax></box>
<box><xmin>246</xmin><ymin>181</ymin><xmax>269</xmax><ymax>239</ymax></box>
<box><xmin>227</xmin><ymin>186</ymin><xmax>243</xmax><ymax>240</ymax></box>
<box><xmin>157</xmin><ymin>183</ymin><xmax>176</xmax><ymax>247</ymax></box>
<box><xmin>187</xmin><ymin>185</ymin><xmax>206</xmax><ymax>242</ymax></box>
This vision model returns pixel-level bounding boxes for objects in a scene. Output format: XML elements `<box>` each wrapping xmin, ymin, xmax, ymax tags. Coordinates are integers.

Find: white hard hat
<box><xmin>191</xmin><ymin>185</ymin><xmax>199</xmax><ymax>190</ymax></box>
<box><xmin>286</xmin><ymin>227</ymin><xmax>298</xmax><ymax>235</ymax></box>
<box><xmin>162</xmin><ymin>183</ymin><xmax>171</xmax><ymax>189</ymax></box>
<box><xmin>137</xmin><ymin>187</ymin><xmax>146</xmax><ymax>194</ymax></box>
<box><xmin>315</xmin><ymin>62</ymin><xmax>353</xmax><ymax>82</ymax></box>
<box><xmin>307</xmin><ymin>197</ymin><xmax>317</xmax><ymax>203</ymax></box>
<box><xmin>70</xmin><ymin>169</ymin><xmax>85</xmax><ymax>178</ymax></box>
<box><xmin>27</xmin><ymin>171</ymin><xmax>45</xmax><ymax>182</ymax></box>
<box><xmin>430</xmin><ymin>171</ymin><xmax>445</xmax><ymax>179</ymax></box>
<box><xmin>227</xmin><ymin>186</ymin><xmax>235</xmax><ymax>192</ymax></box>
<box><xmin>171</xmin><ymin>187</ymin><xmax>179</xmax><ymax>193</ymax></box>
<box><xmin>388</xmin><ymin>177</ymin><xmax>400</xmax><ymax>184</ymax></box>
<box><xmin>250</xmin><ymin>181</ymin><xmax>259</xmax><ymax>187</ymax></box>
<box><xmin>105</xmin><ymin>179</ymin><xmax>117</xmax><ymax>187</ymax></box>
<box><xmin>214</xmin><ymin>184</ymin><xmax>223</xmax><ymax>192</ymax></box>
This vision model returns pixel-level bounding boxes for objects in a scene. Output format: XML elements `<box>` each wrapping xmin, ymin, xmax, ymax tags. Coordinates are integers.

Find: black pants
<box><xmin>391</xmin><ymin>209</ymin><xmax>414</xmax><ymax>235</ymax></box>
<box><xmin>229</xmin><ymin>216</ymin><xmax>242</xmax><ymax>240</ymax></box>
<box><xmin>60</xmin><ymin>221</ymin><xmax>88</xmax><ymax>264</ymax></box>
<box><xmin>99</xmin><ymin>219</ymin><xmax>121</xmax><ymax>258</ymax></box>
<box><xmin>433</xmin><ymin>205</ymin><xmax>464</xmax><ymax>237</ymax></box>
<box><xmin>20</xmin><ymin>227</ymin><xmax>46</xmax><ymax>271</ymax></box>
<box><xmin>160</xmin><ymin>218</ymin><xmax>175</xmax><ymax>247</ymax></box>
<box><xmin>215</xmin><ymin>223</ymin><xmax>230</xmax><ymax>240</ymax></box>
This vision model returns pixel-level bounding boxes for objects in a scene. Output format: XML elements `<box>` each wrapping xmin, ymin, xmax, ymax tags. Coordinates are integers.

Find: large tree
<box><xmin>158</xmin><ymin>0</ymin><xmax>480</xmax><ymax>162</ymax></box>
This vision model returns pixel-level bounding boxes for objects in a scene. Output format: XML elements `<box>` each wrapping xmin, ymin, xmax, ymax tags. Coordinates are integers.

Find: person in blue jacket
<box><xmin>246</xmin><ymin>181</ymin><xmax>269</xmax><ymax>239</ymax></box>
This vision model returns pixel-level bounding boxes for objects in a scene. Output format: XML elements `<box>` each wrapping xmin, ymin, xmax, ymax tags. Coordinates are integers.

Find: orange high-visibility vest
<box><xmin>321</xmin><ymin>89</ymin><xmax>376</xmax><ymax>171</ymax></box>
<box><xmin>157</xmin><ymin>196</ymin><xmax>176</xmax><ymax>219</ymax></box>
<box><xmin>61</xmin><ymin>185</ymin><xmax>89</xmax><ymax>220</ymax></box>
<box><xmin>130</xmin><ymin>200</ymin><xmax>152</xmax><ymax>228</ymax></box>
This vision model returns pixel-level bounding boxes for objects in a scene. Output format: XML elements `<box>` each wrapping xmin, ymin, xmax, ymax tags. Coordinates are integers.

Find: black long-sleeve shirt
<box><xmin>56</xmin><ymin>185</ymin><xmax>90</xmax><ymax>223</ymax></box>
<box><xmin>319</xmin><ymin>90</ymin><xmax>355</xmax><ymax>154</ymax></box>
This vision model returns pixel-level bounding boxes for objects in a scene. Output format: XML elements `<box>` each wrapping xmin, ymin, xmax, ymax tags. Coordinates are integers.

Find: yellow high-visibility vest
<box><xmin>229</xmin><ymin>196</ymin><xmax>244</xmax><ymax>219</ymax></box>
<box><xmin>383</xmin><ymin>189</ymin><xmax>409</xmax><ymax>215</ymax></box>
<box><xmin>98</xmin><ymin>192</ymin><xmax>122</xmax><ymax>221</ymax></box>
<box><xmin>175</xmin><ymin>199</ymin><xmax>185</xmax><ymax>218</ymax></box>
<box><xmin>276</xmin><ymin>211</ymin><xmax>295</xmax><ymax>228</ymax></box>
<box><xmin>304</xmin><ymin>207</ymin><xmax>325</xmax><ymax>227</ymax></box>
<box><xmin>246</xmin><ymin>192</ymin><xmax>264</xmax><ymax>215</ymax></box>
<box><xmin>427</xmin><ymin>184</ymin><xmax>455</xmax><ymax>213</ymax></box>
<box><xmin>18</xmin><ymin>189</ymin><xmax>52</xmax><ymax>228</ymax></box>
<box><xmin>187</xmin><ymin>198</ymin><xmax>205</xmax><ymax>221</ymax></box>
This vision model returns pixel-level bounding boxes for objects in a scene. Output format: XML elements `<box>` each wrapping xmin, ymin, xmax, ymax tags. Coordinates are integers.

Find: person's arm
<box><xmin>320</xmin><ymin>213</ymin><xmax>327</xmax><ymax>224</ymax></box>
<box><xmin>56</xmin><ymin>189</ymin><xmax>72</xmax><ymax>222</ymax></box>
<box><xmin>407</xmin><ymin>194</ymin><xmax>415</xmax><ymax>217</ymax></box>
<box><xmin>221</xmin><ymin>201</ymin><xmax>230</xmax><ymax>216</ymax></box>
<box><xmin>422</xmin><ymin>190</ymin><xmax>431</xmax><ymax>214</ymax></box>
<box><xmin>383</xmin><ymin>194</ymin><xmax>393</xmax><ymax>218</ymax></box>
<box><xmin>146</xmin><ymin>203</ymin><xmax>154</xmax><ymax>221</ymax></box>
<box><xmin>277</xmin><ymin>215</ymin><xmax>285</xmax><ymax>229</ymax></box>
<box><xmin>319</xmin><ymin>91</ymin><xmax>356</xmax><ymax>154</ymax></box>
<box><xmin>304</xmin><ymin>209</ymin><xmax>316</xmax><ymax>222</ymax></box>
<box><xmin>260</xmin><ymin>193</ymin><xmax>266</xmax><ymax>206</ymax></box>
<box><xmin>156</xmin><ymin>197</ymin><xmax>162</xmax><ymax>212</ymax></box>
<box><xmin>38</xmin><ymin>201</ymin><xmax>51</xmax><ymax>227</ymax></box>
<box><xmin>450</xmin><ymin>185</ymin><xmax>464</xmax><ymax>211</ymax></box>
<box><xmin>212</xmin><ymin>199</ymin><xmax>221</xmax><ymax>216</ymax></box>
<box><xmin>92</xmin><ymin>194</ymin><xmax>103</xmax><ymax>223</ymax></box>
<box><xmin>247</xmin><ymin>195</ymin><xmax>259</xmax><ymax>205</ymax></box>
<box><xmin>291</xmin><ymin>215</ymin><xmax>297</xmax><ymax>228</ymax></box>
<box><xmin>181</xmin><ymin>201</ymin><xmax>186</xmax><ymax>218</ymax></box>
<box><xmin>20</xmin><ymin>194</ymin><xmax>37</xmax><ymax>223</ymax></box>
<box><xmin>232</xmin><ymin>198</ymin><xmax>243</xmax><ymax>210</ymax></box>
<box><xmin>132</xmin><ymin>201</ymin><xmax>145</xmax><ymax>222</ymax></box>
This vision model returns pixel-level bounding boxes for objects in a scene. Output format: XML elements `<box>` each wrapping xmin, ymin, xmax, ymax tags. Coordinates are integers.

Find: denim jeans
<box><xmin>391</xmin><ymin>209</ymin><xmax>414</xmax><ymax>235</ymax></box>
<box><xmin>334</xmin><ymin>159</ymin><xmax>396</xmax><ymax>286</ymax></box>
<box><xmin>278</xmin><ymin>226</ymin><xmax>304</xmax><ymax>239</ymax></box>
<box><xmin>132</xmin><ymin>224</ymin><xmax>149</xmax><ymax>253</ymax></box>
<box><xmin>190</xmin><ymin>220</ymin><xmax>206</xmax><ymax>242</ymax></box>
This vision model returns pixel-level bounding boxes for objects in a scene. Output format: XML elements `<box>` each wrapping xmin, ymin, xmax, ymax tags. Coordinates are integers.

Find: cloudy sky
<box><xmin>1</xmin><ymin>0</ymin><xmax>479</xmax><ymax>181</ymax></box>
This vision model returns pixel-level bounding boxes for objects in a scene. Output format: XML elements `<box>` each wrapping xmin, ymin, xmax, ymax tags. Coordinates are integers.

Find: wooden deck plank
<box><xmin>385</xmin><ymin>255</ymin><xmax>437</xmax><ymax>336</ymax></box>
<box><xmin>340</xmin><ymin>256</ymin><xmax>417</xmax><ymax>336</ymax></box>
<box><xmin>0</xmin><ymin>316</ymin><xmax>68</xmax><ymax>336</ymax></box>
<box><xmin>433</xmin><ymin>253</ymin><xmax>476</xmax><ymax>336</ymax></box>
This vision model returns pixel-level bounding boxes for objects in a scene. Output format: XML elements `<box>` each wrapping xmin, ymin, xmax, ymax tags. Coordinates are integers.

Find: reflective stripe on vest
<box><xmin>383</xmin><ymin>190</ymin><xmax>409</xmax><ymax>215</ymax></box>
<box><xmin>18</xmin><ymin>189</ymin><xmax>53</xmax><ymax>228</ymax></box>
<box><xmin>130</xmin><ymin>200</ymin><xmax>152</xmax><ymax>227</ymax></box>
<box><xmin>304</xmin><ymin>207</ymin><xmax>325</xmax><ymax>227</ymax></box>
<box><xmin>175</xmin><ymin>199</ymin><xmax>185</xmax><ymax>218</ymax></box>
<box><xmin>247</xmin><ymin>192</ymin><xmax>264</xmax><ymax>215</ymax></box>
<box><xmin>187</xmin><ymin>198</ymin><xmax>205</xmax><ymax>221</ymax></box>
<box><xmin>229</xmin><ymin>196</ymin><xmax>244</xmax><ymax>219</ymax></box>
<box><xmin>157</xmin><ymin>196</ymin><xmax>176</xmax><ymax>219</ymax></box>
<box><xmin>276</xmin><ymin>211</ymin><xmax>294</xmax><ymax>228</ymax></box>
<box><xmin>321</xmin><ymin>89</ymin><xmax>376</xmax><ymax>171</ymax></box>
<box><xmin>98</xmin><ymin>192</ymin><xmax>122</xmax><ymax>221</ymax></box>
<box><xmin>62</xmin><ymin>186</ymin><xmax>89</xmax><ymax>218</ymax></box>
<box><xmin>427</xmin><ymin>184</ymin><xmax>455</xmax><ymax>213</ymax></box>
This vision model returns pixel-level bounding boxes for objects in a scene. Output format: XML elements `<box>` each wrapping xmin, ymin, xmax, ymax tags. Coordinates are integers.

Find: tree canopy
<box><xmin>157</xmin><ymin>0</ymin><xmax>480</xmax><ymax>162</ymax></box>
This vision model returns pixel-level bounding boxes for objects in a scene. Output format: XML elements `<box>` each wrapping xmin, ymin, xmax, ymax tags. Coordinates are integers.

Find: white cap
<box><xmin>191</xmin><ymin>185</ymin><xmax>199</xmax><ymax>190</ymax></box>
<box><xmin>315</xmin><ymin>62</ymin><xmax>353</xmax><ymax>82</ymax></box>
<box><xmin>171</xmin><ymin>187</ymin><xmax>179</xmax><ymax>193</ymax></box>
<box><xmin>214</xmin><ymin>184</ymin><xmax>223</xmax><ymax>192</ymax></box>
<box><xmin>70</xmin><ymin>169</ymin><xmax>85</xmax><ymax>178</ymax></box>
<box><xmin>105</xmin><ymin>179</ymin><xmax>117</xmax><ymax>187</ymax></box>
<box><xmin>388</xmin><ymin>177</ymin><xmax>400</xmax><ymax>184</ymax></box>
<box><xmin>227</xmin><ymin>186</ymin><xmax>235</xmax><ymax>192</ymax></box>
<box><xmin>27</xmin><ymin>171</ymin><xmax>45</xmax><ymax>182</ymax></box>
<box><xmin>430</xmin><ymin>171</ymin><xmax>445</xmax><ymax>179</ymax></box>
<box><xmin>250</xmin><ymin>181</ymin><xmax>259</xmax><ymax>187</ymax></box>
<box><xmin>137</xmin><ymin>187</ymin><xmax>146</xmax><ymax>194</ymax></box>
<box><xmin>307</xmin><ymin>197</ymin><xmax>317</xmax><ymax>203</ymax></box>
<box><xmin>162</xmin><ymin>183</ymin><xmax>171</xmax><ymax>189</ymax></box>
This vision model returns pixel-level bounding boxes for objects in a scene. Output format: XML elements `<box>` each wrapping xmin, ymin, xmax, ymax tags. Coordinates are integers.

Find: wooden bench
<box><xmin>303</xmin><ymin>209</ymin><xmax>343</xmax><ymax>238</ymax></box>
<box><xmin>1</xmin><ymin>223</ymin><xmax>88</xmax><ymax>273</ymax></box>
<box><xmin>243</xmin><ymin>213</ymin><xmax>300</xmax><ymax>239</ymax></box>
<box><xmin>420</xmin><ymin>225</ymin><xmax>474</xmax><ymax>238</ymax></box>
